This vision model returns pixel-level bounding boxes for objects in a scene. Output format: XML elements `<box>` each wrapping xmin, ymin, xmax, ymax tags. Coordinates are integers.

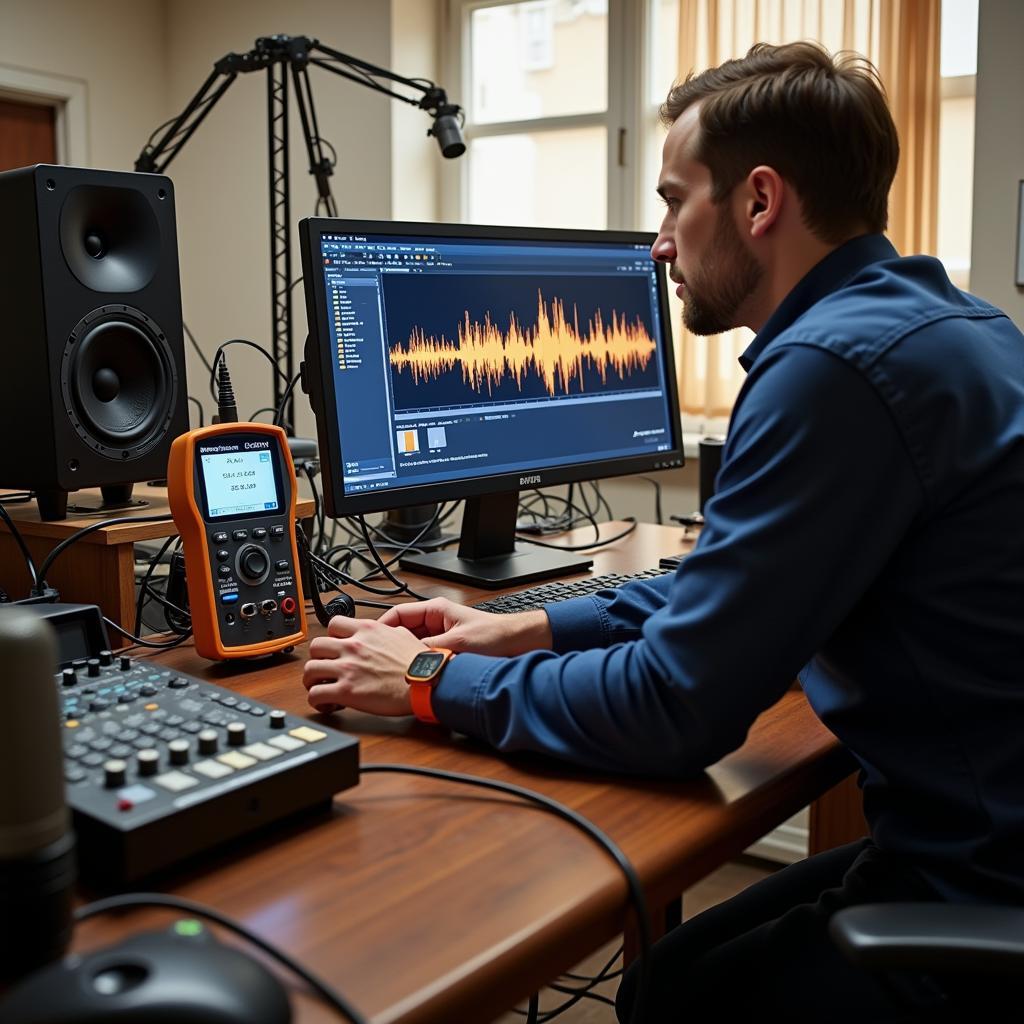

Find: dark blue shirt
<box><xmin>434</xmin><ymin>235</ymin><xmax>1024</xmax><ymax>903</ymax></box>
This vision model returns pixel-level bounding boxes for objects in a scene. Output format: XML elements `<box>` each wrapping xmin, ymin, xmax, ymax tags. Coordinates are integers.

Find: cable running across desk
<box><xmin>361</xmin><ymin>763</ymin><xmax>652</xmax><ymax>1024</ymax></box>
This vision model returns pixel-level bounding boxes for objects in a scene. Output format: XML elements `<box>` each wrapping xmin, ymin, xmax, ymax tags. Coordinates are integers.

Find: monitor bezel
<box><xmin>299</xmin><ymin>217</ymin><xmax>684</xmax><ymax>518</ymax></box>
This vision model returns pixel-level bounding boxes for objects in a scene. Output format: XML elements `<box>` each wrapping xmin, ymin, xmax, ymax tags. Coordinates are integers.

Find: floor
<box><xmin>492</xmin><ymin>856</ymin><xmax>778</xmax><ymax>1024</ymax></box>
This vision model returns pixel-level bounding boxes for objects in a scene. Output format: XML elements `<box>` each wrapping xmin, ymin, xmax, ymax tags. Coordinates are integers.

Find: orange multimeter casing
<box><xmin>167</xmin><ymin>422</ymin><xmax>307</xmax><ymax>660</ymax></box>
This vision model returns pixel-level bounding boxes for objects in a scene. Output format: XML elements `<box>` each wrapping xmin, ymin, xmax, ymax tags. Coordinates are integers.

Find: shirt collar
<box><xmin>738</xmin><ymin>233</ymin><xmax>899</xmax><ymax>371</ymax></box>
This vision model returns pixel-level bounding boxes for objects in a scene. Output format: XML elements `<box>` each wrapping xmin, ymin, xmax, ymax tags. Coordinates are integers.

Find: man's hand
<box><xmin>377</xmin><ymin>598</ymin><xmax>552</xmax><ymax>657</ymax></box>
<box><xmin>302</xmin><ymin>615</ymin><xmax>427</xmax><ymax>716</ymax></box>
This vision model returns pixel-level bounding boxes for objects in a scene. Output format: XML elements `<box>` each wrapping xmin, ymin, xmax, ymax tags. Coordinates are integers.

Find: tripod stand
<box><xmin>135</xmin><ymin>34</ymin><xmax>465</xmax><ymax>432</ymax></box>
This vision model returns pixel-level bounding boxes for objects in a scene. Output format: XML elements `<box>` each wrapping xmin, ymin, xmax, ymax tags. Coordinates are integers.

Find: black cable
<box><xmin>134</xmin><ymin>535</ymin><xmax>179</xmax><ymax>638</ymax></box>
<box><xmin>351</xmin><ymin>503</ymin><xmax>456</xmax><ymax>577</ymax></box>
<box><xmin>0</xmin><ymin>503</ymin><xmax>40</xmax><ymax>588</ymax></box>
<box><xmin>561</xmin><ymin>944</ymin><xmax>624</xmax><ymax>983</ymax></box>
<box><xmin>247</xmin><ymin>406</ymin><xmax>278</xmax><ymax>421</ymax></box>
<box><xmin>273</xmin><ymin>371</ymin><xmax>303</xmax><ymax>427</ymax></box>
<box><xmin>356</xmin><ymin>516</ymin><xmax>431</xmax><ymax>600</ymax></box>
<box><xmin>639</xmin><ymin>477</ymin><xmax>663</xmax><ymax>525</ymax></box>
<box><xmin>188</xmin><ymin>395</ymin><xmax>206</xmax><ymax>427</ymax></box>
<box><xmin>73</xmin><ymin>893</ymin><xmax>367</xmax><ymax>1024</ymax></box>
<box><xmin>103</xmin><ymin>617</ymin><xmax>192</xmax><ymax>650</ymax></box>
<box><xmin>517</xmin><ymin>518</ymin><xmax>638</xmax><ymax>552</ymax></box>
<box><xmin>208</xmin><ymin>339</ymin><xmax>290</xmax><ymax>404</ymax></box>
<box><xmin>307</xmin><ymin>547</ymin><xmax>413</xmax><ymax>598</ymax></box>
<box><xmin>0</xmin><ymin>491</ymin><xmax>33</xmax><ymax>504</ymax></box>
<box><xmin>591</xmin><ymin>482</ymin><xmax>614</xmax><ymax>523</ymax></box>
<box><xmin>182</xmin><ymin>320</ymin><xmax>214</xmax><ymax>374</ymax></box>
<box><xmin>360</xmin><ymin>763</ymin><xmax>651</xmax><ymax>1024</ymax></box>
<box><xmin>514</xmin><ymin>944</ymin><xmax>623</xmax><ymax>1021</ymax></box>
<box><xmin>305</xmin><ymin>557</ymin><xmax>396</xmax><ymax>614</ymax></box>
<box><xmin>138</xmin><ymin>582</ymin><xmax>192</xmax><ymax>634</ymax></box>
<box><xmin>301</xmin><ymin>464</ymin><xmax>326</xmax><ymax>556</ymax></box>
<box><xmin>525</xmin><ymin>992</ymin><xmax>539</xmax><ymax>1024</ymax></box>
<box><xmin>35</xmin><ymin>514</ymin><xmax>175</xmax><ymax>594</ymax></box>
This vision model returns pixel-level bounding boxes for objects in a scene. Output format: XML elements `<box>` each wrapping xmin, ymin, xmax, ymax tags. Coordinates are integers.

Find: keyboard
<box><xmin>60</xmin><ymin>652</ymin><xmax>359</xmax><ymax>885</ymax></box>
<box><xmin>473</xmin><ymin>567</ymin><xmax>675</xmax><ymax>614</ymax></box>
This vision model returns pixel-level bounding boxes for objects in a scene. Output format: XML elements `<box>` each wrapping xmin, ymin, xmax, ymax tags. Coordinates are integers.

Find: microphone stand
<box><xmin>135</xmin><ymin>35</ymin><xmax>465</xmax><ymax>433</ymax></box>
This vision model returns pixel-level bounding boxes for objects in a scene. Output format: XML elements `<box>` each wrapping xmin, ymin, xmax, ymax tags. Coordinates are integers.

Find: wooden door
<box><xmin>0</xmin><ymin>96</ymin><xmax>57</xmax><ymax>170</ymax></box>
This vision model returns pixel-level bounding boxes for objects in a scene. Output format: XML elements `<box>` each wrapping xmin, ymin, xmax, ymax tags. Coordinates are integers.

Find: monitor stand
<box><xmin>399</xmin><ymin>491</ymin><xmax>593</xmax><ymax>589</ymax></box>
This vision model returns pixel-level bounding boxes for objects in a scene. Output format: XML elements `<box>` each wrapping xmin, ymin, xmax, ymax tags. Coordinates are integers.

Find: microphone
<box><xmin>0</xmin><ymin>608</ymin><xmax>75</xmax><ymax>983</ymax></box>
<box><xmin>429</xmin><ymin>105</ymin><xmax>466</xmax><ymax>158</ymax></box>
<box><xmin>420</xmin><ymin>87</ymin><xmax>466</xmax><ymax>158</ymax></box>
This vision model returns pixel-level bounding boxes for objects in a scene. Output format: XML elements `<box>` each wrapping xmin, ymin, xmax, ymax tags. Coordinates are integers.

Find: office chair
<box><xmin>830</xmin><ymin>902</ymin><xmax>1024</xmax><ymax>1017</ymax></box>
<box><xmin>831</xmin><ymin>903</ymin><xmax>1024</xmax><ymax>974</ymax></box>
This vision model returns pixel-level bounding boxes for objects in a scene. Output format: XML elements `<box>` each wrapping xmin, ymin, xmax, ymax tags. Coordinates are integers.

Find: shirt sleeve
<box><xmin>544</xmin><ymin>572</ymin><xmax>676</xmax><ymax>652</ymax></box>
<box><xmin>432</xmin><ymin>344</ymin><xmax>925</xmax><ymax>775</ymax></box>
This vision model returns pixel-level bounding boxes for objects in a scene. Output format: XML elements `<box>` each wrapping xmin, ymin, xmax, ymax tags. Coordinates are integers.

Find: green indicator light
<box><xmin>174</xmin><ymin>919</ymin><xmax>204</xmax><ymax>937</ymax></box>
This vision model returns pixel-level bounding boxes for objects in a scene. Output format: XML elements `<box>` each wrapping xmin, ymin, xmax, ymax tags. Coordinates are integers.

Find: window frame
<box><xmin>442</xmin><ymin>0</ymin><xmax>649</xmax><ymax>231</ymax></box>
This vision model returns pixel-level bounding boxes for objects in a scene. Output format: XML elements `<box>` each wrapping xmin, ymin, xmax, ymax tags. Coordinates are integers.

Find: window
<box><xmin>446</xmin><ymin>0</ymin><xmax>641</xmax><ymax>230</ymax></box>
<box><xmin>448</xmin><ymin>0</ymin><xmax>976</xmax><ymax>432</ymax></box>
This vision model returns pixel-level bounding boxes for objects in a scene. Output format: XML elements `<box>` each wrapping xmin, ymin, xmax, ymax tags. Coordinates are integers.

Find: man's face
<box><xmin>652</xmin><ymin>105</ymin><xmax>763</xmax><ymax>336</ymax></box>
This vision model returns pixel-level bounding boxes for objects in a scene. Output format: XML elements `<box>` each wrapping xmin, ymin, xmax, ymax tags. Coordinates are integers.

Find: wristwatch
<box><xmin>405</xmin><ymin>648</ymin><xmax>455</xmax><ymax>724</ymax></box>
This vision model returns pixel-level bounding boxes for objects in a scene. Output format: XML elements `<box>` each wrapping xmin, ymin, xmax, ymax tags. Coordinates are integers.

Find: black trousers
<box><xmin>614</xmin><ymin>839</ymin><xmax>1013</xmax><ymax>1023</ymax></box>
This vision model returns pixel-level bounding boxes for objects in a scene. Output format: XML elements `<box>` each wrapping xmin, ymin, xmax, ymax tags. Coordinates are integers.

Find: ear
<box><xmin>741</xmin><ymin>165</ymin><xmax>784</xmax><ymax>239</ymax></box>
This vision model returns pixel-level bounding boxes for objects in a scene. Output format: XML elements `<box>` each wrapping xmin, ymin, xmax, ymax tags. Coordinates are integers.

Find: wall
<box><xmin>390</xmin><ymin>0</ymin><xmax>446</xmax><ymax>223</ymax></box>
<box><xmin>970</xmin><ymin>0</ymin><xmax>1024</xmax><ymax>324</ymax></box>
<box><xmin>0</xmin><ymin>0</ymin><xmax>165</xmax><ymax>170</ymax></box>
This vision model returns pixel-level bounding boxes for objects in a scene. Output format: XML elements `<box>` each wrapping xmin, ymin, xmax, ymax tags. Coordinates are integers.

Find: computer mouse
<box><xmin>0</xmin><ymin>921</ymin><xmax>291</xmax><ymax>1024</ymax></box>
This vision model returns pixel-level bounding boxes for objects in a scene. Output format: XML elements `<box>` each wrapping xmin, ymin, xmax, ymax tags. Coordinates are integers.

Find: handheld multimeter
<box><xmin>167</xmin><ymin>423</ymin><xmax>307</xmax><ymax>660</ymax></box>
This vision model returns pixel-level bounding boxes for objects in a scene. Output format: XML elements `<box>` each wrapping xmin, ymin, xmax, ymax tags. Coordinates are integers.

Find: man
<box><xmin>303</xmin><ymin>42</ymin><xmax>1024</xmax><ymax>1021</ymax></box>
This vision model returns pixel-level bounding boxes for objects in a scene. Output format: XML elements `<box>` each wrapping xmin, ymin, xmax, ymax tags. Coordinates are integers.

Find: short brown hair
<box><xmin>661</xmin><ymin>41</ymin><xmax>899</xmax><ymax>243</ymax></box>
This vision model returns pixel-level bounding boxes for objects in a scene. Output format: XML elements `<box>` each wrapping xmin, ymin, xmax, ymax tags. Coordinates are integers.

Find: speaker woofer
<box><xmin>59</xmin><ymin>185</ymin><xmax>160</xmax><ymax>293</ymax></box>
<box><xmin>61</xmin><ymin>305</ymin><xmax>179</xmax><ymax>459</ymax></box>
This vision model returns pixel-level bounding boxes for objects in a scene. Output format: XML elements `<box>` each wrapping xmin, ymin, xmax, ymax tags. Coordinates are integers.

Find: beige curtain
<box><xmin>673</xmin><ymin>0</ymin><xmax>941</xmax><ymax>421</ymax></box>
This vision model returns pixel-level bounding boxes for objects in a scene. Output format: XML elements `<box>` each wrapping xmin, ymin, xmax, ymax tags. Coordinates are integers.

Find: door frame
<box><xmin>0</xmin><ymin>62</ymin><xmax>88</xmax><ymax>165</ymax></box>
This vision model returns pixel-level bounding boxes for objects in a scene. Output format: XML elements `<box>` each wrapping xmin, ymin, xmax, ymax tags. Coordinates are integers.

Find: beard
<box><xmin>680</xmin><ymin>207</ymin><xmax>763</xmax><ymax>336</ymax></box>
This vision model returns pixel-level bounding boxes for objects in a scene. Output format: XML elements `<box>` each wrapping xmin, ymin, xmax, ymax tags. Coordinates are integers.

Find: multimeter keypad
<box><xmin>208</xmin><ymin>522</ymin><xmax>299</xmax><ymax>641</ymax></box>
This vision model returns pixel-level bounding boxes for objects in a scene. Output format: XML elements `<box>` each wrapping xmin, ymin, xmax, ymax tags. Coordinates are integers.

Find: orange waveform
<box><xmin>388</xmin><ymin>291</ymin><xmax>656</xmax><ymax>398</ymax></box>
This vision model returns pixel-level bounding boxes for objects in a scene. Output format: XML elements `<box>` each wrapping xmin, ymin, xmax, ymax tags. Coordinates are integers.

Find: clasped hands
<box><xmin>301</xmin><ymin>598</ymin><xmax>552</xmax><ymax>718</ymax></box>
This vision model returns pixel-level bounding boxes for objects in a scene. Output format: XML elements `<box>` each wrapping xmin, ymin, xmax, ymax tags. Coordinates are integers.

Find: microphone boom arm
<box><xmin>133</xmin><ymin>34</ymin><xmax>465</xmax><ymax>431</ymax></box>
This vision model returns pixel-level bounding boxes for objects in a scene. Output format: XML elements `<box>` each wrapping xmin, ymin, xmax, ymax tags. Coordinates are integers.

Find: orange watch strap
<box><xmin>407</xmin><ymin>648</ymin><xmax>454</xmax><ymax>725</ymax></box>
<box><xmin>409</xmin><ymin>679</ymin><xmax>441</xmax><ymax>725</ymax></box>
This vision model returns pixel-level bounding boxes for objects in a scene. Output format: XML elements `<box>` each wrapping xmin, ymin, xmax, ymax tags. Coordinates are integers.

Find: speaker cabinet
<box><xmin>0</xmin><ymin>164</ymin><xmax>188</xmax><ymax>520</ymax></box>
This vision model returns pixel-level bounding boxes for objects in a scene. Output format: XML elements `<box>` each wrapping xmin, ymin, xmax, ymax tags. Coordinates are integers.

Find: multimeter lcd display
<box><xmin>200</xmin><ymin>449</ymin><xmax>280</xmax><ymax>518</ymax></box>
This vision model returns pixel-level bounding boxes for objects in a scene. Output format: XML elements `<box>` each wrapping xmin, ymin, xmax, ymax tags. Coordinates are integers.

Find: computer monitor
<box><xmin>298</xmin><ymin>218</ymin><xmax>684</xmax><ymax>588</ymax></box>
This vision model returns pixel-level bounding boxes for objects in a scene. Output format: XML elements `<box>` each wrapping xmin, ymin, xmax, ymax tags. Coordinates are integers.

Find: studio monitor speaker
<box><xmin>0</xmin><ymin>164</ymin><xmax>189</xmax><ymax>520</ymax></box>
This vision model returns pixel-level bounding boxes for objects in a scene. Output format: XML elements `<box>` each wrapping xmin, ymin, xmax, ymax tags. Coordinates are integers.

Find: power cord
<box><xmin>360</xmin><ymin>763</ymin><xmax>652</xmax><ymax>1024</ymax></box>
<box><xmin>0</xmin><ymin>503</ymin><xmax>42</xmax><ymax>593</ymax></box>
<box><xmin>73</xmin><ymin>893</ymin><xmax>366</xmax><ymax>1024</ymax></box>
<box><xmin>514</xmin><ymin>942</ymin><xmax>624</xmax><ymax>1021</ymax></box>
<box><xmin>33</xmin><ymin>514</ymin><xmax>175</xmax><ymax>596</ymax></box>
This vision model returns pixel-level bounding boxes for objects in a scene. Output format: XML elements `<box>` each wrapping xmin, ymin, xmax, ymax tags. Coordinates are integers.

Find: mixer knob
<box><xmin>104</xmin><ymin>759</ymin><xmax>127</xmax><ymax>788</ymax></box>
<box><xmin>168</xmin><ymin>738</ymin><xmax>190</xmax><ymax>765</ymax></box>
<box><xmin>137</xmin><ymin>749</ymin><xmax>159</xmax><ymax>776</ymax></box>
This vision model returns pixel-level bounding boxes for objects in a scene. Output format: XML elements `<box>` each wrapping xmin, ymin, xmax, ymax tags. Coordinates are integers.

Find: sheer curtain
<box><xmin>671</xmin><ymin>0</ymin><xmax>941</xmax><ymax>426</ymax></box>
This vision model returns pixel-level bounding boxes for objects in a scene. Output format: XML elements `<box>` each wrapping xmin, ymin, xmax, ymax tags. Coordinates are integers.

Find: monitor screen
<box><xmin>300</xmin><ymin>219</ymin><xmax>683</xmax><ymax>519</ymax></box>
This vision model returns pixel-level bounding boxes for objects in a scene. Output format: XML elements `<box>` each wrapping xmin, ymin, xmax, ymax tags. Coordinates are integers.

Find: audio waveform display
<box><xmin>390</xmin><ymin>291</ymin><xmax>656</xmax><ymax>399</ymax></box>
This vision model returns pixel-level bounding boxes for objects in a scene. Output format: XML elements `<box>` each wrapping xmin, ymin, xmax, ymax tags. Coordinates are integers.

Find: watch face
<box><xmin>408</xmin><ymin>651</ymin><xmax>446</xmax><ymax>680</ymax></box>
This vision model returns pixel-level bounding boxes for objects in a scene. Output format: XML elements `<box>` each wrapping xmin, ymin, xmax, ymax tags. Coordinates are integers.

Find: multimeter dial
<box><xmin>236</xmin><ymin>544</ymin><xmax>271</xmax><ymax>584</ymax></box>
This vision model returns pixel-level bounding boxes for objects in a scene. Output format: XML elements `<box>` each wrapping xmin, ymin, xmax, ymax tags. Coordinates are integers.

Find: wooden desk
<box><xmin>0</xmin><ymin>486</ymin><xmax>314</xmax><ymax>645</ymax></box>
<box><xmin>68</xmin><ymin>521</ymin><xmax>857</xmax><ymax>1024</ymax></box>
